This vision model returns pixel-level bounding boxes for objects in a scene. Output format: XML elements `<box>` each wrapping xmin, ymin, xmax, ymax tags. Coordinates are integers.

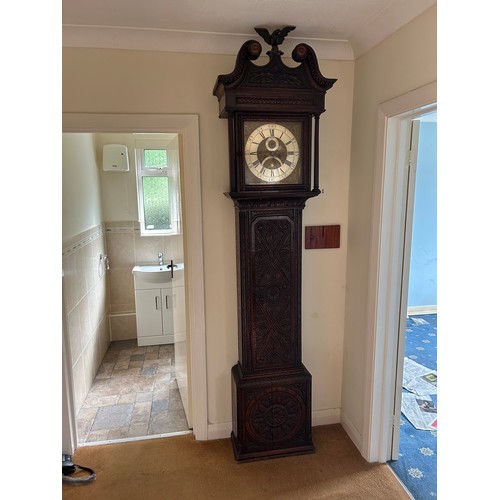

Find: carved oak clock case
<box><xmin>213</xmin><ymin>28</ymin><xmax>336</xmax><ymax>461</ymax></box>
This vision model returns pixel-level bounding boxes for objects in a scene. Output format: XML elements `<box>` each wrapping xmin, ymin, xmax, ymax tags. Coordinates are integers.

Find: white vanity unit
<box><xmin>132</xmin><ymin>263</ymin><xmax>184</xmax><ymax>346</ymax></box>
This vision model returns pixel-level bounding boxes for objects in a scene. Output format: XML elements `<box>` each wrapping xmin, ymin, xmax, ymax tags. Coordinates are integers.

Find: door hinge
<box><xmin>407</xmin><ymin>149</ymin><xmax>418</xmax><ymax>176</ymax></box>
<box><xmin>392</xmin><ymin>414</ymin><xmax>399</xmax><ymax>428</ymax></box>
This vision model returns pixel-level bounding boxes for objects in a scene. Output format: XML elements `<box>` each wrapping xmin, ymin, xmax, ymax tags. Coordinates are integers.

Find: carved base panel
<box><xmin>231</xmin><ymin>363</ymin><xmax>314</xmax><ymax>461</ymax></box>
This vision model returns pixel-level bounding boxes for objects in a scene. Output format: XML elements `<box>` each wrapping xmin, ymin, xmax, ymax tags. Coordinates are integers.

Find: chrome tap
<box><xmin>158</xmin><ymin>252</ymin><xmax>164</xmax><ymax>265</ymax></box>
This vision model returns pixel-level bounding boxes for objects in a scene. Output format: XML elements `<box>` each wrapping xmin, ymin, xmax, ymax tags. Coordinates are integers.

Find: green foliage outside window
<box><xmin>144</xmin><ymin>149</ymin><xmax>168</xmax><ymax>169</ymax></box>
<box><xmin>142</xmin><ymin>177</ymin><xmax>171</xmax><ymax>230</ymax></box>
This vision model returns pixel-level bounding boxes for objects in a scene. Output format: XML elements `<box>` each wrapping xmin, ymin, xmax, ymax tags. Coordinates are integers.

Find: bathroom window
<box><xmin>135</xmin><ymin>137</ymin><xmax>181</xmax><ymax>236</ymax></box>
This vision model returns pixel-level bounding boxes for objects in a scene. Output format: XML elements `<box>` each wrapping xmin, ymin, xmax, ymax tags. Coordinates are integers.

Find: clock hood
<box><xmin>213</xmin><ymin>39</ymin><xmax>337</xmax><ymax>118</ymax></box>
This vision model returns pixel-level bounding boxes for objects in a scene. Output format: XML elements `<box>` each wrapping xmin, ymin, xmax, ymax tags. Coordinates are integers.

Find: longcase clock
<box><xmin>213</xmin><ymin>26</ymin><xmax>336</xmax><ymax>462</ymax></box>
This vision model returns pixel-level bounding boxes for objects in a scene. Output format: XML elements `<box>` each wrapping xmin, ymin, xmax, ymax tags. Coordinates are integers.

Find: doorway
<box><xmin>62</xmin><ymin>113</ymin><xmax>208</xmax><ymax>455</ymax></box>
<box><xmin>69</xmin><ymin>131</ymin><xmax>190</xmax><ymax>445</ymax></box>
<box><xmin>362</xmin><ymin>81</ymin><xmax>436</xmax><ymax>464</ymax></box>
<box><xmin>388</xmin><ymin>112</ymin><xmax>437</xmax><ymax>498</ymax></box>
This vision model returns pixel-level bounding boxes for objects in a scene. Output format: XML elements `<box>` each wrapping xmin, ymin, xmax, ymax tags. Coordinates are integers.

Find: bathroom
<box><xmin>62</xmin><ymin>131</ymin><xmax>191</xmax><ymax>444</ymax></box>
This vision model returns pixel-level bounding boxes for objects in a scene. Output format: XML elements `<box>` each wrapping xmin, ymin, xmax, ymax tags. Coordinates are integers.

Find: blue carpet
<box><xmin>389</xmin><ymin>313</ymin><xmax>437</xmax><ymax>499</ymax></box>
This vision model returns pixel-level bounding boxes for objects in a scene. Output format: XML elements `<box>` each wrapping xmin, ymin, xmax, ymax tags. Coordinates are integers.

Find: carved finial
<box><xmin>254</xmin><ymin>26</ymin><xmax>296</xmax><ymax>56</ymax></box>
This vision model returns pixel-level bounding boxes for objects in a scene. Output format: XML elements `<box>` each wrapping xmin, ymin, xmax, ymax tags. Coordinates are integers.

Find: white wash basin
<box><xmin>132</xmin><ymin>264</ymin><xmax>172</xmax><ymax>287</ymax></box>
<box><xmin>132</xmin><ymin>263</ymin><xmax>184</xmax><ymax>287</ymax></box>
<box><xmin>133</xmin><ymin>265</ymin><xmax>171</xmax><ymax>274</ymax></box>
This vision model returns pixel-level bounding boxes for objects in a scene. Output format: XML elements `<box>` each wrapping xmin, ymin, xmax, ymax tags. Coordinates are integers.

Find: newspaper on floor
<box><xmin>403</xmin><ymin>357</ymin><xmax>437</xmax><ymax>395</ymax></box>
<box><xmin>401</xmin><ymin>392</ymin><xmax>437</xmax><ymax>431</ymax></box>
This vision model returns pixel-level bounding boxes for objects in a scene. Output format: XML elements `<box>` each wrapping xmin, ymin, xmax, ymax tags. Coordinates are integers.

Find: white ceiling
<box><xmin>62</xmin><ymin>0</ymin><xmax>436</xmax><ymax>60</ymax></box>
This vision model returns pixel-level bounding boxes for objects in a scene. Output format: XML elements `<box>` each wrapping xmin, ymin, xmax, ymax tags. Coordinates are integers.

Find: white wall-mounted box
<box><xmin>103</xmin><ymin>144</ymin><xmax>130</xmax><ymax>171</ymax></box>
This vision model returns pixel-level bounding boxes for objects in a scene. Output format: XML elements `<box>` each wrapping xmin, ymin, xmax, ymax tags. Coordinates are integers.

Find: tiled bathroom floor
<box><xmin>76</xmin><ymin>340</ymin><xmax>190</xmax><ymax>444</ymax></box>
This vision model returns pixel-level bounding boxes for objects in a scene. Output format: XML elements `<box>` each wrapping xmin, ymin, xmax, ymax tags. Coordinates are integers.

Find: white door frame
<box><xmin>62</xmin><ymin>113</ymin><xmax>208</xmax><ymax>451</ymax></box>
<box><xmin>362</xmin><ymin>82</ymin><xmax>436</xmax><ymax>462</ymax></box>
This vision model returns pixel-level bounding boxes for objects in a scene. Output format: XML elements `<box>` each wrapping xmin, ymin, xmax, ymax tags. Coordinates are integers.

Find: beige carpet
<box><xmin>62</xmin><ymin>424</ymin><xmax>409</xmax><ymax>499</ymax></box>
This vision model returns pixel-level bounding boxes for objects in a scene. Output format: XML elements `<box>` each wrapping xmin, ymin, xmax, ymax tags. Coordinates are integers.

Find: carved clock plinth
<box><xmin>231</xmin><ymin>364</ymin><xmax>313</xmax><ymax>461</ymax></box>
<box><xmin>213</xmin><ymin>26</ymin><xmax>336</xmax><ymax>461</ymax></box>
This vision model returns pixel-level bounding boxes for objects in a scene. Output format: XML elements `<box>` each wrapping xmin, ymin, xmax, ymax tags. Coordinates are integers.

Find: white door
<box><xmin>390</xmin><ymin>119</ymin><xmax>420</xmax><ymax>458</ymax></box>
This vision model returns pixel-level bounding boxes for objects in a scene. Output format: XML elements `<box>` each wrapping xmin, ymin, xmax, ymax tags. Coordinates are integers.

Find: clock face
<box><xmin>244</xmin><ymin>121</ymin><xmax>302</xmax><ymax>185</ymax></box>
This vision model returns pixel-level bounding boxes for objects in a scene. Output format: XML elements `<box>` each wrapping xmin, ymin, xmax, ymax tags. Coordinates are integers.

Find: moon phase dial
<box><xmin>244</xmin><ymin>123</ymin><xmax>300</xmax><ymax>183</ymax></box>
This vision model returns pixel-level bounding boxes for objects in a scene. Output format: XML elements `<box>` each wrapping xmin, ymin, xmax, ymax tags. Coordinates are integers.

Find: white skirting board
<box><xmin>407</xmin><ymin>305</ymin><xmax>437</xmax><ymax>316</ymax></box>
<box><xmin>312</xmin><ymin>408</ymin><xmax>341</xmax><ymax>427</ymax></box>
<box><xmin>206</xmin><ymin>408</ymin><xmax>341</xmax><ymax>441</ymax></box>
<box><xmin>339</xmin><ymin>410</ymin><xmax>363</xmax><ymax>454</ymax></box>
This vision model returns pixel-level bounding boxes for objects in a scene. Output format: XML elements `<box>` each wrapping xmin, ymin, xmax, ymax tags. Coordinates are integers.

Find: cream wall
<box><xmin>63</xmin><ymin>48</ymin><xmax>354</xmax><ymax>429</ymax></box>
<box><xmin>342</xmin><ymin>6</ymin><xmax>437</xmax><ymax>437</ymax></box>
<box><xmin>62</xmin><ymin>133</ymin><xmax>103</xmax><ymax>240</ymax></box>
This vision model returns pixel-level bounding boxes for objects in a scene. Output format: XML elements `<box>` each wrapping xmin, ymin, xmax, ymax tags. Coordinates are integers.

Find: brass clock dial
<box><xmin>244</xmin><ymin>121</ymin><xmax>302</xmax><ymax>185</ymax></box>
